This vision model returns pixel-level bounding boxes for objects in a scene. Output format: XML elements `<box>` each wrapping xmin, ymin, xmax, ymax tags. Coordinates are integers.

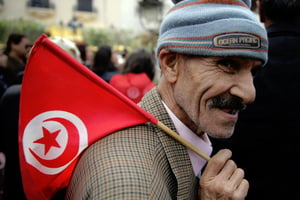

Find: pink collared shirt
<box><xmin>162</xmin><ymin>102</ymin><xmax>212</xmax><ymax>177</ymax></box>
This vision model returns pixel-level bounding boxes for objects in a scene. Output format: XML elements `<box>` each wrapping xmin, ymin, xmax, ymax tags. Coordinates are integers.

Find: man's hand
<box><xmin>199</xmin><ymin>149</ymin><xmax>249</xmax><ymax>200</ymax></box>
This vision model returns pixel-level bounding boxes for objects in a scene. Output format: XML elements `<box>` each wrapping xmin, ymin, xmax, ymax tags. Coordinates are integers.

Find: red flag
<box><xmin>19</xmin><ymin>34</ymin><xmax>158</xmax><ymax>200</ymax></box>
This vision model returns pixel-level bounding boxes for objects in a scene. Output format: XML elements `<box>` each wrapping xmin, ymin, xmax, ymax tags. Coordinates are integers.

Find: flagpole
<box><xmin>156</xmin><ymin>121</ymin><xmax>211</xmax><ymax>161</ymax></box>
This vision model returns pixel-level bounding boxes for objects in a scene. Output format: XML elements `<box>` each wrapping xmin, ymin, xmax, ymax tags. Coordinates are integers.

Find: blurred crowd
<box><xmin>0</xmin><ymin>33</ymin><xmax>160</xmax><ymax>100</ymax></box>
<box><xmin>0</xmin><ymin>32</ymin><xmax>160</xmax><ymax>199</ymax></box>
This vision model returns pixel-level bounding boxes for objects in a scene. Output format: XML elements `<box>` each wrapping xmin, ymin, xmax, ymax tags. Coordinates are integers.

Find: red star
<box><xmin>34</xmin><ymin>127</ymin><xmax>61</xmax><ymax>155</ymax></box>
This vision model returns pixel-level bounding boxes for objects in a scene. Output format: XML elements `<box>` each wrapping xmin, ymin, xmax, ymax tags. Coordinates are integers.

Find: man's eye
<box><xmin>217</xmin><ymin>59</ymin><xmax>237</xmax><ymax>73</ymax></box>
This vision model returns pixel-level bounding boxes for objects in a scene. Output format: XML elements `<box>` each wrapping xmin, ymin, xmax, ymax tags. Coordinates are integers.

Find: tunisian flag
<box><xmin>18</xmin><ymin>34</ymin><xmax>158</xmax><ymax>199</ymax></box>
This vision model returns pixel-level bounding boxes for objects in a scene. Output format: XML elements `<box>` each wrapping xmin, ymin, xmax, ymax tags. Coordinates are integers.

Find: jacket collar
<box><xmin>140</xmin><ymin>87</ymin><xmax>198</xmax><ymax>199</ymax></box>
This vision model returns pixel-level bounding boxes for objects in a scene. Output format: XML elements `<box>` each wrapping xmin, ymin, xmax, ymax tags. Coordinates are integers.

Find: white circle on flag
<box><xmin>22</xmin><ymin>110</ymin><xmax>88</xmax><ymax>175</ymax></box>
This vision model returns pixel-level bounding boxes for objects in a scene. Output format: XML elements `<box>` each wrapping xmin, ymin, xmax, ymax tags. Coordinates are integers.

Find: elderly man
<box><xmin>66</xmin><ymin>0</ymin><xmax>268</xmax><ymax>199</ymax></box>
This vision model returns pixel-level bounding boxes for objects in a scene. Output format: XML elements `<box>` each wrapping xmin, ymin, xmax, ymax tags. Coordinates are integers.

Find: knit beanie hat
<box><xmin>157</xmin><ymin>0</ymin><xmax>268</xmax><ymax>65</ymax></box>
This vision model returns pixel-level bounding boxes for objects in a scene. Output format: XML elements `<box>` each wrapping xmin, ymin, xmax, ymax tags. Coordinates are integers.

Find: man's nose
<box><xmin>229</xmin><ymin>72</ymin><xmax>256</xmax><ymax>105</ymax></box>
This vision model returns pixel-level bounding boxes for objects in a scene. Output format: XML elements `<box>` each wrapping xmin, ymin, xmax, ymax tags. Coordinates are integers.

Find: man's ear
<box><xmin>158</xmin><ymin>49</ymin><xmax>179</xmax><ymax>83</ymax></box>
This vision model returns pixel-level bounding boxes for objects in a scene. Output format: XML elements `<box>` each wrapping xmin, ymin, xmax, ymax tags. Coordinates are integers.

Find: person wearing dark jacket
<box><xmin>210</xmin><ymin>0</ymin><xmax>300</xmax><ymax>199</ymax></box>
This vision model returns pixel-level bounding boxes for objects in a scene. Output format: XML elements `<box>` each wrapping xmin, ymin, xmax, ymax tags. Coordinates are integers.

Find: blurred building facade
<box><xmin>0</xmin><ymin>0</ymin><xmax>172</xmax><ymax>41</ymax></box>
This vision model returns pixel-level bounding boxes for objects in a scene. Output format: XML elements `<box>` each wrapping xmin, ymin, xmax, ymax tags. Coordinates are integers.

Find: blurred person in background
<box><xmin>110</xmin><ymin>49</ymin><xmax>156</xmax><ymax>103</ymax></box>
<box><xmin>49</xmin><ymin>36</ymin><xmax>82</xmax><ymax>63</ymax></box>
<box><xmin>91</xmin><ymin>45</ymin><xmax>119</xmax><ymax>82</ymax></box>
<box><xmin>210</xmin><ymin>0</ymin><xmax>300</xmax><ymax>199</ymax></box>
<box><xmin>0</xmin><ymin>33</ymin><xmax>32</xmax><ymax>198</ymax></box>
<box><xmin>76</xmin><ymin>42</ymin><xmax>95</xmax><ymax>69</ymax></box>
<box><xmin>0</xmin><ymin>54</ymin><xmax>8</xmax><ymax>97</ymax></box>
<box><xmin>0</xmin><ymin>33</ymin><xmax>32</xmax><ymax>87</ymax></box>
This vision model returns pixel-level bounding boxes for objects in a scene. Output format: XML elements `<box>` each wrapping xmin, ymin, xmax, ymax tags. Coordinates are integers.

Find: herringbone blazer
<box><xmin>66</xmin><ymin>88</ymin><xmax>199</xmax><ymax>199</ymax></box>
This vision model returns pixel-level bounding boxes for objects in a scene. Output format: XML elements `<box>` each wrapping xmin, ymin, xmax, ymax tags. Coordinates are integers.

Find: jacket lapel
<box><xmin>140</xmin><ymin>88</ymin><xmax>198</xmax><ymax>199</ymax></box>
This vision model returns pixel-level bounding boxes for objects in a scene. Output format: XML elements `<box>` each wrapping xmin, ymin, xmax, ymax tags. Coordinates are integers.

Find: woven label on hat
<box><xmin>213</xmin><ymin>33</ymin><xmax>261</xmax><ymax>49</ymax></box>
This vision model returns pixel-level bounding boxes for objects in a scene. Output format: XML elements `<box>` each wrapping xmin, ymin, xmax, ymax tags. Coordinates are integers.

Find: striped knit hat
<box><xmin>157</xmin><ymin>0</ymin><xmax>268</xmax><ymax>65</ymax></box>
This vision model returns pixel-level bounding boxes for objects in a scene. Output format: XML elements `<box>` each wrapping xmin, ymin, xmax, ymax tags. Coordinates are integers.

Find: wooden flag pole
<box><xmin>156</xmin><ymin>121</ymin><xmax>211</xmax><ymax>161</ymax></box>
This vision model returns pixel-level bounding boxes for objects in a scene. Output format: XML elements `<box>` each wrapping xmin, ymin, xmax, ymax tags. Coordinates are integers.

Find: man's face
<box><xmin>173</xmin><ymin>55</ymin><xmax>262</xmax><ymax>138</ymax></box>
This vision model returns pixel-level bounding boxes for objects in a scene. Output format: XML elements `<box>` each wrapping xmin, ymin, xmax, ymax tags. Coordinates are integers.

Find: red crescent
<box><xmin>29</xmin><ymin>117</ymin><xmax>80</xmax><ymax>168</ymax></box>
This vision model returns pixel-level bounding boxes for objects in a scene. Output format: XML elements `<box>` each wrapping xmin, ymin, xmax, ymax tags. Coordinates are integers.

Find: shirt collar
<box><xmin>162</xmin><ymin>101</ymin><xmax>212</xmax><ymax>176</ymax></box>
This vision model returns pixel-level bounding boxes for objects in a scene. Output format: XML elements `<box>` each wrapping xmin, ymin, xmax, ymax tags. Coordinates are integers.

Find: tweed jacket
<box><xmin>66</xmin><ymin>87</ymin><xmax>199</xmax><ymax>199</ymax></box>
